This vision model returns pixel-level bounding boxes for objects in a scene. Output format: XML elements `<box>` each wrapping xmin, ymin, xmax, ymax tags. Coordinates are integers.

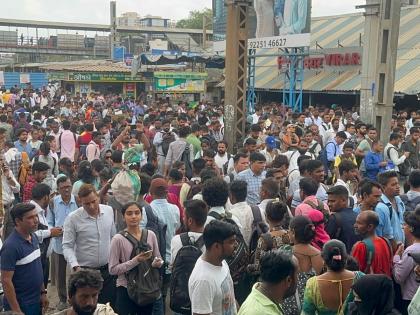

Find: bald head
<box><xmin>354</xmin><ymin>210</ymin><xmax>379</xmax><ymax>238</ymax></box>
<box><xmin>360</xmin><ymin>210</ymin><xmax>380</xmax><ymax>228</ymax></box>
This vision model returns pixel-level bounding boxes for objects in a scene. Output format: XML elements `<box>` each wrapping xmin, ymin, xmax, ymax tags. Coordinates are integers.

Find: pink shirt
<box><xmin>60</xmin><ymin>130</ymin><xmax>77</xmax><ymax>162</ymax></box>
<box><xmin>294</xmin><ymin>195</ymin><xmax>330</xmax><ymax>216</ymax></box>
<box><xmin>108</xmin><ymin>229</ymin><xmax>161</xmax><ymax>287</ymax></box>
<box><xmin>86</xmin><ymin>140</ymin><xmax>100</xmax><ymax>162</ymax></box>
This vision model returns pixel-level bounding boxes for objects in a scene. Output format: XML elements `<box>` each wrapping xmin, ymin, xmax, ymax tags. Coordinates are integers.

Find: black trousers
<box><xmin>116</xmin><ymin>286</ymin><xmax>154</xmax><ymax>315</ymax></box>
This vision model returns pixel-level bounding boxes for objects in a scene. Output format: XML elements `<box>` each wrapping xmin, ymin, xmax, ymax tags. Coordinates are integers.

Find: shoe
<box><xmin>56</xmin><ymin>301</ymin><xmax>69</xmax><ymax>311</ymax></box>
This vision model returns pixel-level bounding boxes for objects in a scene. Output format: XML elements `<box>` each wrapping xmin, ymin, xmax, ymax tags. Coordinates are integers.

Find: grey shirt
<box><xmin>62</xmin><ymin>204</ymin><xmax>116</xmax><ymax>268</ymax></box>
<box><xmin>164</xmin><ymin>139</ymin><xmax>194</xmax><ymax>169</ymax></box>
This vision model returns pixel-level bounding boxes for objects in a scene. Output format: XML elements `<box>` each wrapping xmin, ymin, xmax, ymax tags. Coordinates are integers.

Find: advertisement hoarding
<box><xmin>213</xmin><ymin>0</ymin><xmax>312</xmax><ymax>52</ymax></box>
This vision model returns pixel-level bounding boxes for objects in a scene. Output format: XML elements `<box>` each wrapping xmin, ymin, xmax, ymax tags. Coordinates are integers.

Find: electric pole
<box><xmin>224</xmin><ymin>0</ymin><xmax>252</xmax><ymax>152</ymax></box>
<box><xmin>110</xmin><ymin>1</ymin><xmax>117</xmax><ymax>60</ymax></box>
<box><xmin>359</xmin><ymin>0</ymin><xmax>402</xmax><ymax>141</ymax></box>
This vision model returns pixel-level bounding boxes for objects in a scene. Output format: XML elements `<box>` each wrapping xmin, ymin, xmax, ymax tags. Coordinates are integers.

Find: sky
<box><xmin>2</xmin><ymin>0</ymin><xmax>364</xmax><ymax>24</ymax></box>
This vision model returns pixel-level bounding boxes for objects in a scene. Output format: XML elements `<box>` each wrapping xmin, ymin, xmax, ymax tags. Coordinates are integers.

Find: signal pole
<box><xmin>358</xmin><ymin>0</ymin><xmax>402</xmax><ymax>141</ymax></box>
<box><xmin>224</xmin><ymin>0</ymin><xmax>252</xmax><ymax>152</ymax></box>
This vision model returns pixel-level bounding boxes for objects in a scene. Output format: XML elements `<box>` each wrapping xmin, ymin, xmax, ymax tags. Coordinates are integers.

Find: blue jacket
<box><xmin>364</xmin><ymin>151</ymin><xmax>385</xmax><ymax>181</ymax></box>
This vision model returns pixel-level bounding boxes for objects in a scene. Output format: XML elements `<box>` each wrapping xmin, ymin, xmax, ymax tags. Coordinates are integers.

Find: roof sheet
<box><xmin>254</xmin><ymin>5</ymin><xmax>420</xmax><ymax>94</ymax></box>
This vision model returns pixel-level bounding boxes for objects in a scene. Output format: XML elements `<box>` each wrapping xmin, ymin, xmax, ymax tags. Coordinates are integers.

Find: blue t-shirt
<box><xmin>0</xmin><ymin>230</ymin><xmax>44</xmax><ymax>307</ymax></box>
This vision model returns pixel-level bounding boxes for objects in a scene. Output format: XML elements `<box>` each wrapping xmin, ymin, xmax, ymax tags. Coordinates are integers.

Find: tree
<box><xmin>176</xmin><ymin>8</ymin><xmax>213</xmax><ymax>29</ymax></box>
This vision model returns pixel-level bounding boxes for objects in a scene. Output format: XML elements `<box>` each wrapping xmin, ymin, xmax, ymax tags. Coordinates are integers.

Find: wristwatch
<box><xmin>41</xmin><ymin>289</ymin><xmax>47</xmax><ymax>295</ymax></box>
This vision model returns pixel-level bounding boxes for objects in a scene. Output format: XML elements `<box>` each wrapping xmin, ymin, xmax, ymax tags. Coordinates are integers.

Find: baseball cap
<box><xmin>149</xmin><ymin>178</ymin><xmax>168</xmax><ymax>195</ymax></box>
<box><xmin>265</xmin><ymin>136</ymin><xmax>276</xmax><ymax>149</ymax></box>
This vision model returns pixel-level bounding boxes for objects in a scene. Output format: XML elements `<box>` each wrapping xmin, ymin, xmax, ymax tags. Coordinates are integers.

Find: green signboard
<box><xmin>155</xmin><ymin>78</ymin><xmax>205</xmax><ymax>93</ymax></box>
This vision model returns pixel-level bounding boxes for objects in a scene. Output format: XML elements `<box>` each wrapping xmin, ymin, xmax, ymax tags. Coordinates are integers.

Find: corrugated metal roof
<box><xmin>38</xmin><ymin>61</ymin><xmax>131</xmax><ymax>73</ymax></box>
<box><xmin>254</xmin><ymin>5</ymin><xmax>420</xmax><ymax>94</ymax></box>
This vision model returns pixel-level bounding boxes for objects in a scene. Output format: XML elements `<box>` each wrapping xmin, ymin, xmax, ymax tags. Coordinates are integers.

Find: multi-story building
<box><xmin>117</xmin><ymin>12</ymin><xmax>142</xmax><ymax>27</ymax></box>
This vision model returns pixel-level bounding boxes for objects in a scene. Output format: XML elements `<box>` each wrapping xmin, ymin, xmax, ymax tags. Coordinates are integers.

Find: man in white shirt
<box><xmin>86</xmin><ymin>131</ymin><xmax>101</xmax><ymax>162</ymax></box>
<box><xmin>62</xmin><ymin>184</ymin><xmax>116</xmax><ymax>306</ymax></box>
<box><xmin>335</xmin><ymin>160</ymin><xmax>359</xmax><ymax>208</ymax></box>
<box><xmin>384</xmin><ymin>132</ymin><xmax>410</xmax><ymax>174</ymax></box>
<box><xmin>189</xmin><ymin>220</ymin><xmax>237</xmax><ymax>315</ymax></box>
<box><xmin>170</xmin><ymin>199</ymin><xmax>207</xmax><ymax>268</ymax></box>
<box><xmin>282</xmin><ymin>140</ymin><xmax>315</xmax><ymax>174</ymax></box>
<box><xmin>229</xmin><ymin>180</ymin><xmax>264</xmax><ymax>247</ymax></box>
<box><xmin>31</xmin><ymin>183</ymin><xmax>63</xmax><ymax>288</ymax></box>
<box><xmin>214</xmin><ymin>140</ymin><xmax>230</xmax><ymax>175</ymax></box>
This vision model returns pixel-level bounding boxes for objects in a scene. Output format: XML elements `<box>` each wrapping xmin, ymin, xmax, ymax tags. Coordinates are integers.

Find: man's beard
<box><xmin>218</xmin><ymin>150</ymin><xmax>225</xmax><ymax>155</ymax></box>
<box><xmin>72</xmin><ymin>302</ymin><xmax>96</xmax><ymax>315</ymax></box>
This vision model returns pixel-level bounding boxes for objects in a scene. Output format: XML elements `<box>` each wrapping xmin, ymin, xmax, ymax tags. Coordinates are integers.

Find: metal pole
<box><xmin>224</xmin><ymin>0</ymin><xmax>250</xmax><ymax>153</ymax></box>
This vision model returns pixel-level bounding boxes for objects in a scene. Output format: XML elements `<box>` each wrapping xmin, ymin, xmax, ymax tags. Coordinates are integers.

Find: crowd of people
<box><xmin>1</xmin><ymin>86</ymin><xmax>420</xmax><ymax>315</ymax></box>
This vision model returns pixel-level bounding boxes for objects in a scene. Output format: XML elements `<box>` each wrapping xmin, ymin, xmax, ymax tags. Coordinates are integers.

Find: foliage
<box><xmin>176</xmin><ymin>8</ymin><xmax>213</xmax><ymax>29</ymax></box>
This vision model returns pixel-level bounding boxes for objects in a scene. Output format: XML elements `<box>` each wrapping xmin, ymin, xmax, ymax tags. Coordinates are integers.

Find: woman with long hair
<box><xmin>108</xmin><ymin>201</ymin><xmax>163</xmax><ymax>315</ymax></box>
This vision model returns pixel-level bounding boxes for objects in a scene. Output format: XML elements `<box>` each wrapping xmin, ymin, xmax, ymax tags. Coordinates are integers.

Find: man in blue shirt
<box><xmin>0</xmin><ymin>203</ymin><xmax>48</xmax><ymax>315</ymax></box>
<box><xmin>364</xmin><ymin>141</ymin><xmax>387</xmax><ymax>180</ymax></box>
<box><xmin>375</xmin><ymin>171</ymin><xmax>405</xmax><ymax>250</ymax></box>
<box><xmin>47</xmin><ymin>175</ymin><xmax>78</xmax><ymax>310</ymax></box>
<box><xmin>14</xmin><ymin>128</ymin><xmax>35</xmax><ymax>159</ymax></box>
<box><xmin>326</xmin><ymin>131</ymin><xmax>347</xmax><ymax>163</ymax></box>
<box><xmin>237</xmin><ymin>152</ymin><xmax>267</xmax><ymax>205</ymax></box>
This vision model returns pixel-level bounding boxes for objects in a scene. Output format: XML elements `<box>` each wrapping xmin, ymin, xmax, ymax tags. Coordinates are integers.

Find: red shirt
<box><xmin>76</xmin><ymin>132</ymin><xmax>92</xmax><ymax>149</ymax></box>
<box><xmin>352</xmin><ymin>236</ymin><xmax>392</xmax><ymax>277</ymax></box>
<box><xmin>23</xmin><ymin>176</ymin><xmax>38</xmax><ymax>203</ymax></box>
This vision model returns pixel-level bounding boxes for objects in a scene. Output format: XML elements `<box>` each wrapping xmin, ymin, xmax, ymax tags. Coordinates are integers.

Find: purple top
<box><xmin>108</xmin><ymin>229</ymin><xmax>161</xmax><ymax>287</ymax></box>
<box><xmin>393</xmin><ymin>242</ymin><xmax>420</xmax><ymax>300</ymax></box>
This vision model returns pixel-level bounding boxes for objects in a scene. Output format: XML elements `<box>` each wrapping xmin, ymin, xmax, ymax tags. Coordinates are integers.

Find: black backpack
<box><xmin>180</xmin><ymin>143</ymin><xmax>193</xmax><ymax>179</ymax></box>
<box><xmin>144</xmin><ymin>205</ymin><xmax>167</xmax><ymax>262</ymax></box>
<box><xmin>386</xmin><ymin>146</ymin><xmax>411</xmax><ymax>177</ymax></box>
<box><xmin>248</xmin><ymin>205</ymin><xmax>269</xmax><ymax>263</ymax></box>
<box><xmin>162</xmin><ymin>132</ymin><xmax>175</xmax><ymax>156</ymax></box>
<box><xmin>400</xmin><ymin>195</ymin><xmax>420</xmax><ymax>212</ymax></box>
<box><xmin>169</xmin><ymin>233</ymin><xmax>205</xmax><ymax>315</ymax></box>
<box><xmin>185</xmin><ymin>179</ymin><xmax>202</xmax><ymax>201</ymax></box>
<box><xmin>208</xmin><ymin>211</ymin><xmax>249</xmax><ymax>282</ymax></box>
<box><xmin>119</xmin><ymin>229</ymin><xmax>162</xmax><ymax>306</ymax></box>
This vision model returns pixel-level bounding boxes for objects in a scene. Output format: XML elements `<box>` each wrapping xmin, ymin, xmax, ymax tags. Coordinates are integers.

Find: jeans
<box><xmin>5</xmin><ymin>303</ymin><xmax>41</xmax><ymax>315</ymax></box>
<box><xmin>116</xmin><ymin>286</ymin><xmax>153</xmax><ymax>315</ymax></box>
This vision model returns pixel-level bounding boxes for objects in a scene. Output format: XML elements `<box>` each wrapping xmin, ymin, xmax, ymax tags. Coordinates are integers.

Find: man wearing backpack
<box><xmin>384</xmin><ymin>132</ymin><xmax>410</xmax><ymax>176</ymax></box>
<box><xmin>169</xmin><ymin>200</ymin><xmax>207</xmax><ymax>315</ymax></box>
<box><xmin>164</xmin><ymin>126</ymin><xmax>193</xmax><ymax>177</ymax></box>
<box><xmin>149</xmin><ymin>178</ymin><xmax>181</xmax><ymax>309</ymax></box>
<box><xmin>352</xmin><ymin>210</ymin><xmax>393</xmax><ymax>277</ymax></box>
<box><xmin>229</xmin><ymin>180</ymin><xmax>265</xmax><ymax>247</ymax></box>
<box><xmin>372</xmin><ymin>171</ymin><xmax>405</xmax><ymax>252</ymax></box>
<box><xmin>188</xmin><ymin>220</ymin><xmax>238</xmax><ymax>315</ymax></box>
<box><xmin>153</xmin><ymin>119</ymin><xmax>176</xmax><ymax>175</ymax></box>
<box><xmin>75</xmin><ymin>123</ymin><xmax>93</xmax><ymax>162</ymax></box>
<box><xmin>401</xmin><ymin>170</ymin><xmax>420</xmax><ymax>212</ymax></box>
